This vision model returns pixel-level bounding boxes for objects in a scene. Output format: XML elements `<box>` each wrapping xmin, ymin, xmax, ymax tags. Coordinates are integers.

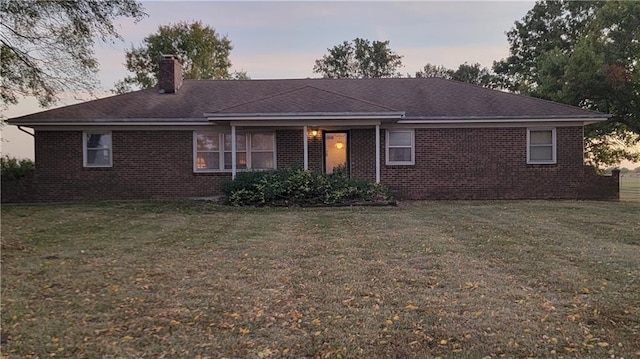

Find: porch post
<box><xmin>231</xmin><ymin>125</ymin><xmax>237</xmax><ymax>180</ymax></box>
<box><xmin>303</xmin><ymin>125</ymin><xmax>309</xmax><ymax>170</ymax></box>
<box><xmin>375</xmin><ymin>124</ymin><xmax>380</xmax><ymax>183</ymax></box>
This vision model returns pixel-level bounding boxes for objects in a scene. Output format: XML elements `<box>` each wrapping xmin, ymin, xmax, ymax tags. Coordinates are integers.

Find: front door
<box><xmin>324</xmin><ymin>131</ymin><xmax>348</xmax><ymax>175</ymax></box>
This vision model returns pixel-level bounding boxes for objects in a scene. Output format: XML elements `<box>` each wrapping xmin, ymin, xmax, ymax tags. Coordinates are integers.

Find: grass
<box><xmin>621</xmin><ymin>175</ymin><xmax>640</xmax><ymax>202</ymax></box>
<box><xmin>1</xmin><ymin>200</ymin><xmax>639</xmax><ymax>358</ymax></box>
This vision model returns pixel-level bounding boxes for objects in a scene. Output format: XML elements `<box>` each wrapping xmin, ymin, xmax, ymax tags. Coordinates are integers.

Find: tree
<box><xmin>313</xmin><ymin>38</ymin><xmax>403</xmax><ymax>78</ymax></box>
<box><xmin>450</xmin><ymin>63</ymin><xmax>498</xmax><ymax>88</ymax></box>
<box><xmin>114</xmin><ymin>21</ymin><xmax>235</xmax><ymax>93</ymax></box>
<box><xmin>415</xmin><ymin>62</ymin><xmax>498</xmax><ymax>88</ymax></box>
<box><xmin>0</xmin><ymin>0</ymin><xmax>146</xmax><ymax>108</ymax></box>
<box><xmin>493</xmin><ymin>0</ymin><xmax>640</xmax><ymax>166</ymax></box>
<box><xmin>492</xmin><ymin>1</ymin><xmax>599</xmax><ymax>93</ymax></box>
<box><xmin>414</xmin><ymin>64</ymin><xmax>453</xmax><ymax>78</ymax></box>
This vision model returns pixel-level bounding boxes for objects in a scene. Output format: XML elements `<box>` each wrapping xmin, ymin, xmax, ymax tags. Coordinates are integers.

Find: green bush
<box><xmin>222</xmin><ymin>168</ymin><xmax>391</xmax><ymax>206</ymax></box>
<box><xmin>1</xmin><ymin>156</ymin><xmax>35</xmax><ymax>181</ymax></box>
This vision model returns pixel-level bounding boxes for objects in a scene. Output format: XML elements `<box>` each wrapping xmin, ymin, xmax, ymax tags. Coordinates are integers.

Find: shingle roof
<box><xmin>9</xmin><ymin>77</ymin><xmax>607</xmax><ymax>124</ymax></box>
<box><xmin>215</xmin><ymin>85</ymin><xmax>397</xmax><ymax>114</ymax></box>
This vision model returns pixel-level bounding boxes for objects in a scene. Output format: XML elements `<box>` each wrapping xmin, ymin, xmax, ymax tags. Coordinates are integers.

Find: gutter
<box><xmin>398</xmin><ymin>116</ymin><xmax>610</xmax><ymax>124</ymax></box>
<box><xmin>17</xmin><ymin>126</ymin><xmax>34</xmax><ymax>137</ymax></box>
<box><xmin>204</xmin><ymin>112</ymin><xmax>407</xmax><ymax>121</ymax></box>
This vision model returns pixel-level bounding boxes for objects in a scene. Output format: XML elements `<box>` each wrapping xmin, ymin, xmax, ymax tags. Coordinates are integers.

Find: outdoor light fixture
<box><xmin>335</xmin><ymin>142</ymin><xmax>344</xmax><ymax>149</ymax></box>
<box><xmin>311</xmin><ymin>130</ymin><xmax>318</xmax><ymax>137</ymax></box>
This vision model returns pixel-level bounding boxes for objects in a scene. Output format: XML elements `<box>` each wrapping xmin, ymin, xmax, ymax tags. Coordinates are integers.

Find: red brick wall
<box><xmin>379</xmin><ymin>127</ymin><xmax>609</xmax><ymax>200</ymax></box>
<box><xmin>579</xmin><ymin>167</ymin><xmax>619</xmax><ymax>200</ymax></box>
<box><xmin>32</xmin><ymin>131</ymin><xmax>229</xmax><ymax>202</ymax></box>
<box><xmin>276</xmin><ymin>130</ymin><xmax>303</xmax><ymax>168</ymax></box>
<box><xmin>18</xmin><ymin>127</ymin><xmax>618</xmax><ymax>202</ymax></box>
<box><xmin>276</xmin><ymin>129</ymin><xmax>323</xmax><ymax>171</ymax></box>
<box><xmin>350</xmin><ymin>129</ymin><xmax>376</xmax><ymax>180</ymax></box>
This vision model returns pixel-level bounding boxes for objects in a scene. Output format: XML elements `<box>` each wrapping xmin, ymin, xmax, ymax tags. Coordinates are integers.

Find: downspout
<box><xmin>17</xmin><ymin>126</ymin><xmax>35</xmax><ymax>137</ymax></box>
<box><xmin>303</xmin><ymin>125</ymin><xmax>308</xmax><ymax>170</ymax></box>
<box><xmin>231</xmin><ymin>125</ymin><xmax>237</xmax><ymax>180</ymax></box>
<box><xmin>375</xmin><ymin>125</ymin><xmax>380</xmax><ymax>184</ymax></box>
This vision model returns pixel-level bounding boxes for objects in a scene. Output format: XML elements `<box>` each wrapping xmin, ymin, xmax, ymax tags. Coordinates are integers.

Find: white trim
<box><xmin>375</xmin><ymin>125</ymin><xmax>380</xmax><ymax>183</ymax></box>
<box><xmin>30</xmin><ymin>125</ymin><xmax>223</xmax><ymax>131</ymax></box>
<box><xmin>204</xmin><ymin>112</ymin><xmax>406</xmax><ymax>120</ymax></box>
<box><xmin>527</xmin><ymin>128</ymin><xmax>557</xmax><ymax>164</ymax></box>
<box><xmin>385</xmin><ymin>129</ymin><xmax>415</xmax><ymax>166</ymax></box>
<box><xmin>13</xmin><ymin>120</ymin><xmax>207</xmax><ymax>127</ymax></box>
<box><xmin>303</xmin><ymin>125</ymin><xmax>309</xmax><ymax>170</ymax></box>
<box><xmin>83</xmin><ymin>131</ymin><xmax>113</xmax><ymax>168</ymax></box>
<box><xmin>384</xmin><ymin>122</ymin><xmax>585</xmax><ymax>129</ymax></box>
<box><xmin>398</xmin><ymin>117</ymin><xmax>608</xmax><ymax>124</ymax></box>
<box><xmin>12</xmin><ymin>114</ymin><xmax>606</xmax><ymax>128</ymax></box>
<box><xmin>193</xmin><ymin>131</ymin><xmax>276</xmax><ymax>173</ymax></box>
<box><xmin>231</xmin><ymin>126</ymin><xmax>237</xmax><ymax>179</ymax></box>
<box><xmin>227</xmin><ymin>119</ymin><xmax>384</xmax><ymax>127</ymax></box>
<box><xmin>26</xmin><ymin>121</ymin><xmax>587</xmax><ymax>132</ymax></box>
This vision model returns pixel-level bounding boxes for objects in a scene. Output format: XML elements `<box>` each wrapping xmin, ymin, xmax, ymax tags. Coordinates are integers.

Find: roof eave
<box><xmin>398</xmin><ymin>115</ymin><xmax>610</xmax><ymax>124</ymax></box>
<box><xmin>204</xmin><ymin>112</ymin><xmax>407</xmax><ymax>121</ymax></box>
<box><xmin>7</xmin><ymin>118</ymin><xmax>209</xmax><ymax>127</ymax></box>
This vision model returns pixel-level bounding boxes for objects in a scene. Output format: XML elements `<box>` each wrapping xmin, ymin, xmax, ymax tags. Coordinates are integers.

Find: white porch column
<box><xmin>303</xmin><ymin>125</ymin><xmax>309</xmax><ymax>170</ymax></box>
<box><xmin>231</xmin><ymin>125</ymin><xmax>237</xmax><ymax>180</ymax></box>
<box><xmin>375</xmin><ymin>124</ymin><xmax>381</xmax><ymax>183</ymax></box>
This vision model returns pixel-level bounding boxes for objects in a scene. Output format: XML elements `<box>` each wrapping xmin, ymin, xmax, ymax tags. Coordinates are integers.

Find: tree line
<box><xmin>1</xmin><ymin>0</ymin><xmax>638</xmax><ymax>166</ymax></box>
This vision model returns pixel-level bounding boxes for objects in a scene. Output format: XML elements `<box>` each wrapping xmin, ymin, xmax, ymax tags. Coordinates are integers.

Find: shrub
<box><xmin>1</xmin><ymin>156</ymin><xmax>35</xmax><ymax>181</ymax></box>
<box><xmin>222</xmin><ymin>168</ymin><xmax>391</xmax><ymax>206</ymax></box>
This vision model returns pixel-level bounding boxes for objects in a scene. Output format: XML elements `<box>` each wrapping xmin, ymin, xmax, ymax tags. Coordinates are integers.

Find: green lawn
<box><xmin>1</xmin><ymin>201</ymin><xmax>639</xmax><ymax>358</ymax></box>
<box><xmin>621</xmin><ymin>175</ymin><xmax>640</xmax><ymax>202</ymax></box>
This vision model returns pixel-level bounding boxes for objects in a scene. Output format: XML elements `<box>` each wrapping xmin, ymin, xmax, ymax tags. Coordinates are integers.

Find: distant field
<box><xmin>620</xmin><ymin>175</ymin><xmax>640</xmax><ymax>202</ymax></box>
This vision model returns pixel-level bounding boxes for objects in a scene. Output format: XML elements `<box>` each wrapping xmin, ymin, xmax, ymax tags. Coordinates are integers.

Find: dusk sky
<box><xmin>3</xmin><ymin>1</ymin><xmax>635</xmax><ymax>167</ymax></box>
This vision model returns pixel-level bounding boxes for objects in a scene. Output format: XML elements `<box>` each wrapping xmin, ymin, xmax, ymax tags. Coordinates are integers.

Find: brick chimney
<box><xmin>158</xmin><ymin>55</ymin><xmax>183</xmax><ymax>94</ymax></box>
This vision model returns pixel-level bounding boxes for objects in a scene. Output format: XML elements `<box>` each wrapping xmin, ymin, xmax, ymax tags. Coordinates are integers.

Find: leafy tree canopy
<box><xmin>414</xmin><ymin>63</ymin><xmax>453</xmax><ymax>79</ymax></box>
<box><xmin>415</xmin><ymin>62</ymin><xmax>498</xmax><ymax>88</ymax></box>
<box><xmin>0</xmin><ymin>0</ymin><xmax>146</xmax><ymax>108</ymax></box>
<box><xmin>313</xmin><ymin>38</ymin><xmax>403</xmax><ymax>78</ymax></box>
<box><xmin>114</xmin><ymin>21</ymin><xmax>238</xmax><ymax>93</ymax></box>
<box><xmin>493</xmin><ymin>0</ymin><xmax>640</xmax><ymax>166</ymax></box>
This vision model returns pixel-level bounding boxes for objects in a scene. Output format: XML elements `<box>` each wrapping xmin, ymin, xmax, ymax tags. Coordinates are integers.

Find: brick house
<box><xmin>7</xmin><ymin>56</ymin><xmax>619</xmax><ymax>202</ymax></box>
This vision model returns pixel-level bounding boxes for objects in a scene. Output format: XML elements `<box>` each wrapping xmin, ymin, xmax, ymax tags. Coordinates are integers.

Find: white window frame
<box><xmin>193</xmin><ymin>131</ymin><xmax>277</xmax><ymax>172</ymax></box>
<box><xmin>385</xmin><ymin>129</ymin><xmax>415</xmax><ymax>165</ymax></box>
<box><xmin>223</xmin><ymin>133</ymin><xmax>247</xmax><ymax>171</ymax></box>
<box><xmin>194</xmin><ymin>132</ymin><xmax>222</xmax><ymax>171</ymax></box>
<box><xmin>83</xmin><ymin>131</ymin><xmax>112</xmax><ymax>168</ymax></box>
<box><xmin>527</xmin><ymin>128</ymin><xmax>557</xmax><ymax>164</ymax></box>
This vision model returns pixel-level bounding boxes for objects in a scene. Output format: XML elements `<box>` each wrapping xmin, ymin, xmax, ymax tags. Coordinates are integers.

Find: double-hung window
<box><xmin>527</xmin><ymin>128</ymin><xmax>556</xmax><ymax>164</ymax></box>
<box><xmin>223</xmin><ymin>133</ymin><xmax>247</xmax><ymax>170</ymax></box>
<box><xmin>194</xmin><ymin>131</ymin><xmax>276</xmax><ymax>172</ymax></box>
<box><xmin>248</xmin><ymin>133</ymin><xmax>276</xmax><ymax>169</ymax></box>
<box><xmin>386</xmin><ymin>129</ymin><xmax>415</xmax><ymax>165</ymax></box>
<box><xmin>195</xmin><ymin>133</ymin><xmax>220</xmax><ymax>170</ymax></box>
<box><xmin>83</xmin><ymin>132</ymin><xmax>112</xmax><ymax>167</ymax></box>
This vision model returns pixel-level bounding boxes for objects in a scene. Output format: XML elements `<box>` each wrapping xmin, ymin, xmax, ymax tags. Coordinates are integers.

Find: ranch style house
<box><xmin>7</xmin><ymin>55</ymin><xmax>619</xmax><ymax>202</ymax></box>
